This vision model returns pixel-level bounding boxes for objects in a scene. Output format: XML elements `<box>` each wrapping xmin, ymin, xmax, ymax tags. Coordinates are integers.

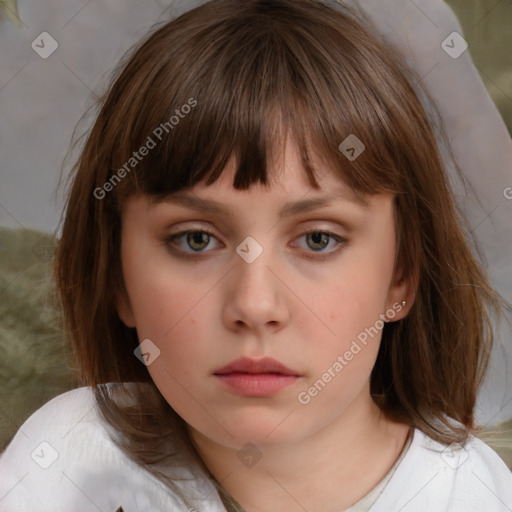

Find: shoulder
<box><xmin>372</xmin><ymin>428</ymin><xmax>512</xmax><ymax>512</ymax></box>
<box><xmin>2</xmin><ymin>387</ymin><xmax>97</xmax><ymax>443</ymax></box>
<box><xmin>0</xmin><ymin>386</ymin><xmax>224</xmax><ymax>512</ymax></box>
<box><xmin>0</xmin><ymin>387</ymin><xmax>100</xmax><ymax>474</ymax></box>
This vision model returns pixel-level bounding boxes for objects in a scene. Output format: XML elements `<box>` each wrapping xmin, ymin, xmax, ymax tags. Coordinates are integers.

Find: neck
<box><xmin>188</xmin><ymin>385</ymin><xmax>411</xmax><ymax>512</ymax></box>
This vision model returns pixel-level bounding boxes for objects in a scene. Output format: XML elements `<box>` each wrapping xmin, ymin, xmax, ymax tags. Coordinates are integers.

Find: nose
<box><xmin>222</xmin><ymin>242</ymin><xmax>290</xmax><ymax>334</ymax></box>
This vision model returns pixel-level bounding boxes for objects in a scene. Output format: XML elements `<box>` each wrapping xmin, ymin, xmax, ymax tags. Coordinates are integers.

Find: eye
<box><xmin>164</xmin><ymin>229</ymin><xmax>221</xmax><ymax>254</ymax></box>
<box><xmin>292</xmin><ymin>229</ymin><xmax>347</xmax><ymax>261</ymax></box>
<box><xmin>163</xmin><ymin>228</ymin><xmax>347</xmax><ymax>260</ymax></box>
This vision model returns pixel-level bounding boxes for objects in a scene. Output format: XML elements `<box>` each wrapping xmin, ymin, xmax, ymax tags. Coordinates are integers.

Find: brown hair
<box><xmin>54</xmin><ymin>0</ymin><xmax>507</xmax><ymax>509</ymax></box>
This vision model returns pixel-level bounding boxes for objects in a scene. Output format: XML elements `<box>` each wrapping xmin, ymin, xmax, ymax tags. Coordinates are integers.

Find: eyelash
<box><xmin>163</xmin><ymin>228</ymin><xmax>348</xmax><ymax>262</ymax></box>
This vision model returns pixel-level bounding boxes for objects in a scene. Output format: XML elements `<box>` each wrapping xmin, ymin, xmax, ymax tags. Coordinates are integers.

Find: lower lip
<box><xmin>214</xmin><ymin>373</ymin><xmax>300</xmax><ymax>397</ymax></box>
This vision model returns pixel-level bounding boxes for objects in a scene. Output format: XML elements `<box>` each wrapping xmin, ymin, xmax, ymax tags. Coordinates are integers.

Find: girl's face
<box><xmin>117</xmin><ymin>137</ymin><xmax>410</xmax><ymax>449</ymax></box>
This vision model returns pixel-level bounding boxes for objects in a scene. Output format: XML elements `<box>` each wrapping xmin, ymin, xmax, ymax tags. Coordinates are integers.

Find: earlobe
<box><xmin>385</xmin><ymin>265</ymin><xmax>418</xmax><ymax>322</ymax></box>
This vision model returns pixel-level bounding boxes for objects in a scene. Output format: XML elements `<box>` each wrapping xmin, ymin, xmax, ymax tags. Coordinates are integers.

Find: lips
<box><xmin>213</xmin><ymin>357</ymin><xmax>302</xmax><ymax>397</ymax></box>
<box><xmin>213</xmin><ymin>357</ymin><xmax>301</xmax><ymax>376</ymax></box>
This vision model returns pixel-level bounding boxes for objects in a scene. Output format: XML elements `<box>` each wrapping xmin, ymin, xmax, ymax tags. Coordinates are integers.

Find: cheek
<box><xmin>298</xmin><ymin>232</ymin><xmax>396</xmax><ymax>387</ymax></box>
<box><xmin>125</xmin><ymin>268</ymin><xmax>210</xmax><ymax>349</ymax></box>
<box><xmin>121</xmin><ymin>250</ymin><xmax>220</xmax><ymax>394</ymax></box>
<box><xmin>315</xmin><ymin>250</ymin><xmax>394</xmax><ymax>342</ymax></box>
<box><xmin>120</xmin><ymin>229</ymin><xmax>204</xmax><ymax>338</ymax></box>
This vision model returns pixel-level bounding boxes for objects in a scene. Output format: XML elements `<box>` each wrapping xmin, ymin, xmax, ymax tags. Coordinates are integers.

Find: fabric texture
<box><xmin>1</xmin><ymin>387</ymin><xmax>511</xmax><ymax>512</ymax></box>
<box><xmin>0</xmin><ymin>387</ymin><xmax>226</xmax><ymax>512</ymax></box>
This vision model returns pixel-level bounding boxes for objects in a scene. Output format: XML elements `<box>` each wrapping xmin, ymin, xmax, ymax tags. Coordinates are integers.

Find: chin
<box><xmin>197</xmin><ymin>411</ymin><xmax>310</xmax><ymax>450</ymax></box>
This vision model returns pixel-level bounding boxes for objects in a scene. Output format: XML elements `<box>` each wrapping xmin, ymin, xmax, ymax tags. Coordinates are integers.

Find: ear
<box><xmin>384</xmin><ymin>262</ymin><xmax>418</xmax><ymax>322</ymax></box>
<box><xmin>115</xmin><ymin>289</ymin><xmax>136</xmax><ymax>328</ymax></box>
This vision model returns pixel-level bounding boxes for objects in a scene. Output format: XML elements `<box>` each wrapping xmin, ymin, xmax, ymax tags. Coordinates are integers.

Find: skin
<box><xmin>117</xmin><ymin>136</ymin><xmax>415</xmax><ymax>511</ymax></box>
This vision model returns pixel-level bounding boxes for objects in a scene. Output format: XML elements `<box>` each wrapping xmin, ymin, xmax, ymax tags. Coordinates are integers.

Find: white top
<box><xmin>0</xmin><ymin>387</ymin><xmax>511</xmax><ymax>512</ymax></box>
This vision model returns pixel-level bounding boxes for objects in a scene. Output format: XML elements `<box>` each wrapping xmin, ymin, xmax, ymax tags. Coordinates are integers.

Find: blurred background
<box><xmin>448</xmin><ymin>0</ymin><xmax>512</xmax><ymax>134</ymax></box>
<box><xmin>0</xmin><ymin>0</ymin><xmax>511</xmax><ymax>467</ymax></box>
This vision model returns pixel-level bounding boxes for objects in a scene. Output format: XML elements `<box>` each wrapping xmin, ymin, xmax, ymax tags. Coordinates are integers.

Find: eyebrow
<box><xmin>150</xmin><ymin>191</ymin><xmax>368</xmax><ymax>218</ymax></box>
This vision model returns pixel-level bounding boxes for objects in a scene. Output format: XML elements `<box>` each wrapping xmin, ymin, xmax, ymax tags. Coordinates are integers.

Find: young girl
<box><xmin>1</xmin><ymin>0</ymin><xmax>511</xmax><ymax>511</ymax></box>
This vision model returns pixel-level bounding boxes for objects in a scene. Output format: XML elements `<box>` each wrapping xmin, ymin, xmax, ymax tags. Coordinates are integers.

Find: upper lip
<box><xmin>214</xmin><ymin>357</ymin><xmax>300</xmax><ymax>376</ymax></box>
